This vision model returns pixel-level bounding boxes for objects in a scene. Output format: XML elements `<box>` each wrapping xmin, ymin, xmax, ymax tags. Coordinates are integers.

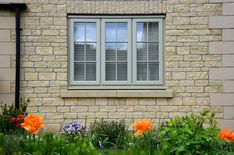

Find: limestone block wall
<box><xmin>209</xmin><ymin>0</ymin><xmax>234</xmax><ymax>129</ymax></box>
<box><xmin>0</xmin><ymin>0</ymin><xmax>229</xmax><ymax>132</ymax></box>
<box><xmin>0</xmin><ymin>10</ymin><xmax>16</xmax><ymax>104</ymax></box>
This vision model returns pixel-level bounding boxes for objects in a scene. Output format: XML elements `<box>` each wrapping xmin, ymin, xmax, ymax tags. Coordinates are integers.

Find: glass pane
<box><xmin>86</xmin><ymin>62</ymin><xmax>96</xmax><ymax>81</ymax></box>
<box><xmin>148</xmin><ymin>43</ymin><xmax>159</xmax><ymax>61</ymax></box>
<box><xmin>148</xmin><ymin>62</ymin><xmax>159</xmax><ymax>80</ymax></box>
<box><xmin>148</xmin><ymin>22</ymin><xmax>158</xmax><ymax>42</ymax></box>
<box><xmin>106</xmin><ymin>62</ymin><xmax>116</xmax><ymax>81</ymax></box>
<box><xmin>106</xmin><ymin>23</ymin><xmax>116</xmax><ymax>42</ymax></box>
<box><xmin>86</xmin><ymin>23</ymin><xmax>96</xmax><ymax>42</ymax></box>
<box><xmin>74</xmin><ymin>43</ymin><xmax>84</xmax><ymax>61</ymax></box>
<box><xmin>74</xmin><ymin>62</ymin><xmax>84</xmax><ymax>81</ymax></box>
<box><xmin>117</xmin><ymin>63</ymin><xmax>127</xmax><ymax>81</ymax></box>
<box><xmin>74</xmin><ymin>22</ymin><xmax>85</xmax><ymax>42</ymax></box>
<box><xmin>117</xmin><ymin>43</ymin><xmax>127</xmax><ymax>61</ymax></box>
<box><xmin>106</xmin><ymin>43</ymin><xmax>116</xmax><ymax>61</ymax></box>
<box><xmin>137</xmin><ymin>62</ymin><xmax>147</xmax><ymax>81</ymax></box>
<box><xmin>117</xmin><ymin>22</ymin><xmax>128</xmax><ymax>42</ymax></box>
<box><xmin>137</xmin><ymin>43</ymin><xmax>147</xmax><ymax>61</ymax></box>
<box><xmin>86</xmin><ymin>43</ymin><xmax>96</xmax><ymax>61</ymax></box>
<box><xmin>137</xmin><ymin>22</ymin><xmax>147</xmax><ymax>42</ymax></box>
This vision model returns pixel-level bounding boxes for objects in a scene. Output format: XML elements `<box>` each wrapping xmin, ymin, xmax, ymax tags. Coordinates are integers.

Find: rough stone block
<box><xmin>186</xmin><ymin>72</ymin><xmax>208</xmax><ymax>79</ymax></box>
<box><xmin>161</xmin><ymin>106</ymin><xmax>177</xmax><ymax>112</ymax></box>
<box><xmin>39</xmin><ymin>106</ymin><xmax>56</xmax><ymax>112</ymax></box>
<box><xmin>183</xmin><ymin>97</ymin><xmax>196</xmax><ymax>105</ymax></box>
<box><xmin>36</xmin><ymin>47</ymin><xmax>53</xmax><ymax>55</ymax></box>
<box><xmin>100</xmin><ymin>106</ymin><xmax>116</xmax><ymax>112</ymax></box>
<box><xmin>24</xmin><ymin>73</ymin><xmax>38</xmax><ymax>80</ymax></box>
<box><xmin>71</xmin><ymin>106</ymin><xmax>88</xmax><ymax>112</ymax></box>
<box><xmin>39</xmin><ymin>73</ymin><xmax>56</xmax><ymax>80</ymax></box>
<box><xmin>139</xmin><ymin>98</ymin><xmax>155</xmax><ymax>105</ymax></box>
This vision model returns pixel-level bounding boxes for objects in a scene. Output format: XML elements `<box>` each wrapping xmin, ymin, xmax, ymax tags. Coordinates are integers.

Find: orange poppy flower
<box><xmin>21</xmin><ymin>114</ymin><xmax>44</xmax><ymax>134</ymax></box>
<box><xmin>218</xmin><ymin>129</ymin><xmax>234</xmax><ymax>142</ymax></box>
<box><xmin>133</xmin><ymin>119</ymin><xmax>153</xmax><ymax>137</ymax></box>
<box><xmin>133</xmin><ymin>119</ymin><xmax>153</xmax><ymax>131</ymax></box>
<box><xmin>134</xmin><ymin>130</ymin><xmax>144</xmax><ymax>137</ymax></box>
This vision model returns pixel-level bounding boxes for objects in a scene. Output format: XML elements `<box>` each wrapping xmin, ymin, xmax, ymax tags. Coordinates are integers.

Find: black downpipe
<box><xmin>15</xmin><ymin>7</ymin><xmax>21</xmax><ymax>109</ymax></box>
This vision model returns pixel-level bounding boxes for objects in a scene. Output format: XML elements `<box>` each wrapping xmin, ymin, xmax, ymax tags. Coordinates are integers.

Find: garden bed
<box><xmin>0</xmin><ymin>102</ymin><xmax>233</xmax><ymax>155</ymax></box>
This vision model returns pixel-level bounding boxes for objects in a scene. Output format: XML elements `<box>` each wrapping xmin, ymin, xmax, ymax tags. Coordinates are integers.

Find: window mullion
<box><xmin>84</xmin><ymin>23</ymin><xmax>86</xmax><ymax>81</ymax></box>
<box><xmin>115</xmin><ymin>23</ymin><xmax>118</xmax><ymax>81</ymax></box>
<box><xmin>99</xmin><ymin>19</ymin><xmax>101</xmax><ymax>85</ymax></box>
<box><xmin>146</xmin><ymin>22</ymin><xmax>149</xmax><ymax>81</ymax></box>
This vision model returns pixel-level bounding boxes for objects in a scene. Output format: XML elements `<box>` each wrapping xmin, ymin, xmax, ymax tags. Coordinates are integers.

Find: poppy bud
<box><xmin>11</xmin><ymin>117</ymin><xmax>17</xmax><ymax>122</ymax></box>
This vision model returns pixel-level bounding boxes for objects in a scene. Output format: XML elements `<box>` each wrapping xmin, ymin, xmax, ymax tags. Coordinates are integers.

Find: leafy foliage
<box><xmin>89</xmin><ymin>119</ymin><xmax>128</xmax><ymax>148</ymax></box>
<box><xmin>160</xmin><ymin>108</ymin><xmax>226</xmax><ymax>155</ymax></box>
<box><xmin>0</xmin><ymin>99</ymin><xmax>29</xmax><ymax>134</ymax></box>
<box><xmin>0</xmin><ymin>133</ymin><xmax>101</xmax><ymax>155</ymax></box>
<box><xmin>127</xmin><ymin>130</ymin><xmax>163</xmax><ymax>155</ymax></box>
<box><xmin>0</xmin><ymin>107</ymin><xmax>233</xmax><ymax>154</ymax></box>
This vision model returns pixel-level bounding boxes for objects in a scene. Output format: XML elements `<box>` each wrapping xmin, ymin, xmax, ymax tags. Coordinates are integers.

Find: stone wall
<box><xmin>1</xmin><ymin>0</ymin><xmax>230</xmax><ymax>132</ymax></box>
<box><xmin>209</xmin><ymin>0</ymin><xmax>234</xmax><ymax>129</ymax></box>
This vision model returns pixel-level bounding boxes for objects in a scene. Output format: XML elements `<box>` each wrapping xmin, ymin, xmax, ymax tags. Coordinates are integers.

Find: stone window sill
<box><xmin>1</xmin><ymin>0</ymin><xmax>25</xmax><ymax>3</ymax></box>
<box><xmin>61</xmin><ymin>89</ymin><xmax>173</xmax><ymax>98</ymax></box>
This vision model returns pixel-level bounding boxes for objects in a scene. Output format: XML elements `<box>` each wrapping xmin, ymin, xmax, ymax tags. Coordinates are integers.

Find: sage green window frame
<box><xmin>69</xmin><ymin>18</ymin><xmax>101</xmax><ymax>85</ymax></box>
<box><xmin>69</xmin><ymin>16</ymin><xmax>164</xmax><ymax>89</ymax></box>
<box><xmin>101</xmin><ymin>19</ymin><xmax>132</xmax><ymax>85</ymax></box>
<box><xmin>133</xmin><ymin>18</ymin><xmax>163</xmax><ymax>85</ymax></box>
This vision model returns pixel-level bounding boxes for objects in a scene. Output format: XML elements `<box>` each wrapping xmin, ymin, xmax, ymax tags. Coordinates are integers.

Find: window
<box><xmin>69</xmin><ymin>16</ymin><xmax>164</xmax><ymax>89</ymax></box>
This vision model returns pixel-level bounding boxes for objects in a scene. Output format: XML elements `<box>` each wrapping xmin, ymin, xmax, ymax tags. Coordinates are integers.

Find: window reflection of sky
<box><xmin>105</xmin><ymin>22</ymin><xmax>128</xmax><ymax>62</ymax></box>
<box><xmin>86</xmin><ymin>23</ymin><xmax>96</xmax><ymax>42</ymax></box>
<box><xmin>106</xmin><ymin>23</ymin><xmax>116</xmax><ymax>42</ymax></box>
<box><xmin>117</xmin><ymin>23</ymin><xmax>127</xmax><ymax>42</ymax></box>
<box><xmin>106</xmin><ymin>22</ymin><xmax>127</xmax><ymax>42</ymax></box>
<box><xmin>75</xmin><ymin>23</ymin><xmax>85</xmax><ymax>42</ymax></box>
<box><xmin>74</xmin><ymin>22</ymin><xmax>96</xmax><ymax>42</ymax></box>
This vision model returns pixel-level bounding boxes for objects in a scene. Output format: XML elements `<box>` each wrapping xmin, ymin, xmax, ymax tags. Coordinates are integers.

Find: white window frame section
<box><xmin>69</xmin><ymin>18</ymin><xmax>101</xmax><ymax>86</ymax></box>
<box><xmin>69</xmin><ymin>16</ymin><xmax>164</xmax><ymax>89</ymax></box>
<box><xmin>101</xmin><ymin>19</ymin><xmax>131</xmax><ymax>85</ymax></box>
<box><xmin>133</xmin><ymin>18</ymin><xmax>163</xmax><ymax>85</ymax></box>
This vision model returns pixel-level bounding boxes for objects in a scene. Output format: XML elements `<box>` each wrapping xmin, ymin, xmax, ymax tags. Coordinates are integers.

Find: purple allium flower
<box><xmin>63</xmin><ymin>121</ymin><xmax>84</xmax><ymax>135</ymax></box>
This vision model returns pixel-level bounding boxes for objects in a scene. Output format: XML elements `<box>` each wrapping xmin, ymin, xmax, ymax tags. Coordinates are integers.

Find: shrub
<box><xmin>160</xmin><ymin>109</ymin><xmax>225</xmax><ymax>155</ymax></box>
<box><xmin>89</xmin><ymin>119</ymin><xmax>128</xmax><ymax>148</ymax></box>
<box><xmin>0</xmin><ymin>99</ymin><xmax>29</xmax><ymax>134</ymax></box>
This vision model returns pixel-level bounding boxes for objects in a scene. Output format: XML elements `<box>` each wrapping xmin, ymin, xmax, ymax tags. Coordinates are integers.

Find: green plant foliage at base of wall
<box><xmin>160</xmin><ymin>108</ymin><xmax>233</xmax><ymax>154</ymax></box>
